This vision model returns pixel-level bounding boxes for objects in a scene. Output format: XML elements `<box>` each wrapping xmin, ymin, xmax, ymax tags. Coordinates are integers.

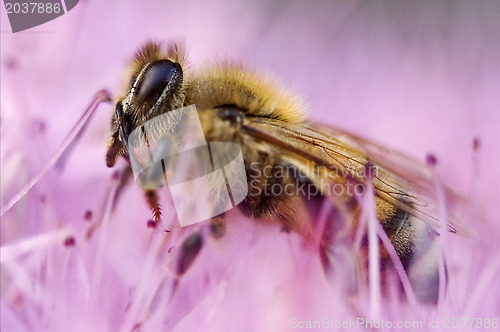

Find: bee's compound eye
<box><xmin>135</xmin><ymin>60</ymin><xmax>182</xmax><ymax>101</ymax></box>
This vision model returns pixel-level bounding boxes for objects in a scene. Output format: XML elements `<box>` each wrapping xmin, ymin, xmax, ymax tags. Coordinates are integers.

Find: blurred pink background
<box><xmin>2</xmin><ymin>1</ymin><xmax>499</xmax><ymax>331</ymax></box>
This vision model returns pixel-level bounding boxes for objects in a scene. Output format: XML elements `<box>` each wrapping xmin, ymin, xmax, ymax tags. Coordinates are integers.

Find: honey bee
<box><xmin>106</xmin><ymin>41</ymin><xmax>464</xmax><ymax>304</ymax></box>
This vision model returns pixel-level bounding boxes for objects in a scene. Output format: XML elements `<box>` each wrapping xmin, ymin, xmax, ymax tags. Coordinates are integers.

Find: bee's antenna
<box><xmin>0</xmin><ymin>89</ymin><xmax>112</xmax><ymax>217</ymax></box>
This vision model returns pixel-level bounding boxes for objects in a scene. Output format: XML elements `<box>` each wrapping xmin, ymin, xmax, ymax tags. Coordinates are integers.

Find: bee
<box><xmin>106</xmin><ymin>41</ymin><xmax>464</xmax><ymax>304</ymax></box>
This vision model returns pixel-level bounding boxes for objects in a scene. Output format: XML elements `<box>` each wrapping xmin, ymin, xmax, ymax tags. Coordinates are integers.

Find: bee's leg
<box><xmin>318</xmin><ymin>202</ymin><xmax>360</xmax><ymax>297</ymax></box>
<box><xmin>108</xmin><ymin>165</ymin><xmax>162</xmax><ymax>223</ymax></box>
<box><xmin>144</xmin><ymin>189</ymin><xmax>162</xmax><ymax>222</ymax></box>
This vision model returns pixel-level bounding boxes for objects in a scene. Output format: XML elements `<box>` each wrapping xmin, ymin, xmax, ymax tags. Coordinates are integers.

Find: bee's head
<box><xmin>107</xmin><ymin>42</ymin><xmax>187</xmax><ymax>167</ymax></box>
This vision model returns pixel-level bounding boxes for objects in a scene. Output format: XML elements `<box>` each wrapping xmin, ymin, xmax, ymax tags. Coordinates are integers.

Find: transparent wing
<box><xmin>242</xmin><ymin>117</ymin><xmax>468</xmax><ymax>234</ymax></box>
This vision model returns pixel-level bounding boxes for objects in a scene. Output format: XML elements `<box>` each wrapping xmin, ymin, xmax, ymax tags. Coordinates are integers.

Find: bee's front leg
<box><xmin>144</xmin><ymin>189</ymin><xmax>162</xmax><ymax>222</ymax></box>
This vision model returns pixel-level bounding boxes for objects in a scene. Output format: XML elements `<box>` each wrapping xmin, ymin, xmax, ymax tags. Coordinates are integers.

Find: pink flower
<box><xmin>2</xmin><ymin>1</ymin><xmax>498</xmax><ymax>331</ymax></box>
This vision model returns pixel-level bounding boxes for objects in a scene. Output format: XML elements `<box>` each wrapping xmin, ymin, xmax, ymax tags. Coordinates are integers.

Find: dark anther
<box><xmin>64</xmin><ymin>236</ymin><xmax>76</xmax><ymax>247</ymax></box>
<box><xmin>363</xmin><ymin>161</ymin><xmax>377</xmax><ymax>179</ymax></box>
<box><xmin>425</xmin><ymin>154</ymin><xmax>437</xmax><ymax>167</ymax></box>
<box><xmin>177</xmin><ymin>232</ymin><xmax>203</xmax><ymax>275</ymax></box>
<box><xmin>84</xmin><ymin>210</ymin><xmax>93</xmax><ymax>221</ymax></box>
<box><xmin>473</xmin><ymin>137</ymin><xmax>480</xmax><ymax>151</ymax></box>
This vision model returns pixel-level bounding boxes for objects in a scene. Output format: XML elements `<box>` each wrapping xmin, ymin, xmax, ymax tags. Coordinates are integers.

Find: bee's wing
<box><xmin>242</xmin><ymin>118</ymin><xmax>468</xmax><ymax>234</ymax></box>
